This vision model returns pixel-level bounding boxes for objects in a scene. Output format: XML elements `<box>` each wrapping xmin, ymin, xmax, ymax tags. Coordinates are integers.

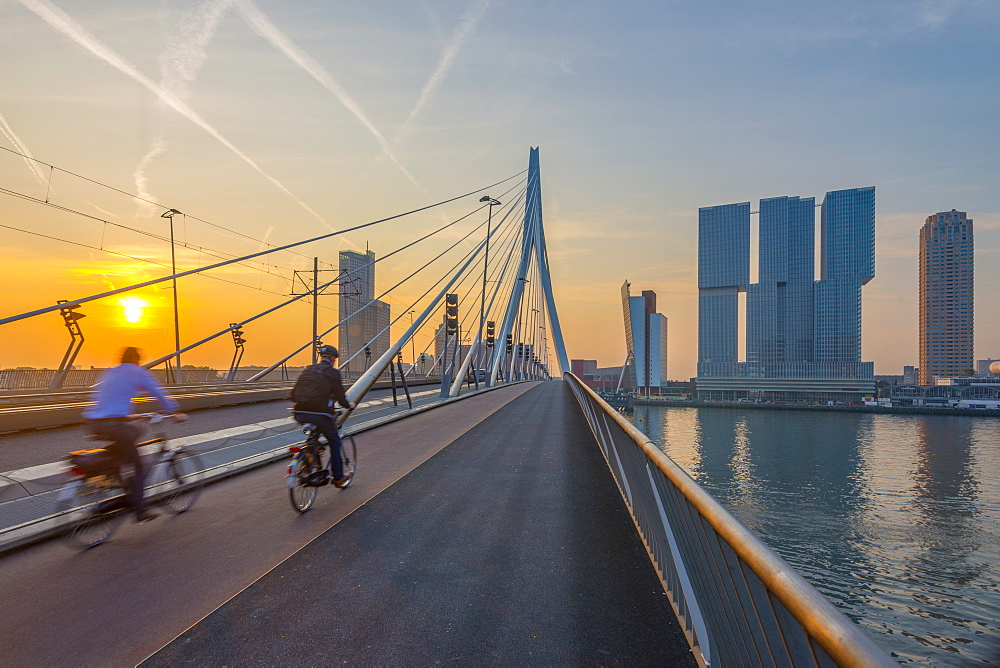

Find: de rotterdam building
<box><xmin>697</xmin><ymin>186</ymin><xmax>876</xmax><ymax>402</ymax></box>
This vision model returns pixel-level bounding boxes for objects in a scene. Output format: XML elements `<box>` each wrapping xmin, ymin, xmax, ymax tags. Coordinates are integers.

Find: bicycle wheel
<box><xmin>339</xmin><ymin>435</ymin><xmax>357</xmax><ymax>487</ymax></box>
<box><xmin>55</xmin><ymin>479</ymin><xmax>128</xmax><ymax>549</ymax></box>
<box><xmin>160</xmin><ymin>451</ymin><xmax>204</xmax><ymax>514</ymax></box>
<box><xmin>288</xmin><ymin>446</ymin><xmax>319</xmax><ymax>513</ymax></box>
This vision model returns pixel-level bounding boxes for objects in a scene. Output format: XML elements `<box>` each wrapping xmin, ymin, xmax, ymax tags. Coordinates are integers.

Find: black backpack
<box><xmin>291</xmin><ymin>364</ymin><xmax>334</xmax><ymax>411</ymax></box>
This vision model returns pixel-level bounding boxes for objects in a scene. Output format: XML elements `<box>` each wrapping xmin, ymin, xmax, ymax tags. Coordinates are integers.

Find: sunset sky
<box><xmin>1</xmin><ymin>0</ymin><xmax>998</xmax><ymax>378</ymax></box>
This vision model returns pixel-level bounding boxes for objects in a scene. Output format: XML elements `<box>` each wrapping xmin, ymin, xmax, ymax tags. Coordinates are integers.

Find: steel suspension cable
<box><xmin>142</xmin><ymin>183</ymin><xmax>525</xmax><ymax>370</ymax></box>
<box><xmin>246</xmin><ymin>194</ymin><xmax>523</xmax><ymax>381</ymax></box>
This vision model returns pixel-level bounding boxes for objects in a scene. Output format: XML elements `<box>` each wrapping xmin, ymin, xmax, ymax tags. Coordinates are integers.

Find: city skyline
<box><xmin>1</xmin><ymin>1</ymin><xmax>997</xmax><ymax>377</ymax></box>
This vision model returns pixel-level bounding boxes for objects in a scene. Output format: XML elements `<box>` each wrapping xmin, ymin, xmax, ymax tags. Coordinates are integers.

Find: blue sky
<box><xmin>1</xmin><ymin>0</ymin><xmax>997</xmax><ymax>376</ymax></box>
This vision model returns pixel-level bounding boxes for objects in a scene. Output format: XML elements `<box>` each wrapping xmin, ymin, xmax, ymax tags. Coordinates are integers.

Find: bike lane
<box><xmin>0</xmin><ymin>382</ymin><xmax>539</xmax><ymax>667</ymax></box>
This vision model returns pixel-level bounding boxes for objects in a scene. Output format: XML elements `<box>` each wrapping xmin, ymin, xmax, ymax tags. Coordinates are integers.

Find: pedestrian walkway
<box><xmin>144</xmin><ymin>381</ymin><xmax>694</xmax><ymax>665</ymax></box>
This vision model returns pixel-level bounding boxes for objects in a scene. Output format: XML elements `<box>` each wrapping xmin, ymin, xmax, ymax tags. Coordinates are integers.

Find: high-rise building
<box><xmin>621</xmin><ymin>282</ymin><xmax>668</xmax><ymax>395</ymax></box>
<box><xmin>697</xmin><ymin>203</ymin><xmax>749</xmax><ymax>371</ymax></box>
<box><xmin>696</xmin><ymin>187</ymin><xmax>876</xmax><ymax>401</ymax></box>
<box><xmin>919</xmin><ymin>210</ymin><xmax>974</xmax><ymax>385</ymax></box>
<box><xmin>338</xmin><ymin>250</ymin><xmax>390</xmax><ymax>377</ymax></box>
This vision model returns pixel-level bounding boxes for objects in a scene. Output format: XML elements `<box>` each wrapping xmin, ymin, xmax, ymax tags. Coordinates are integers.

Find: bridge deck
<box><xmin>1</xmin><ymin>381</ymin><xmax>692</xmax><ymax>665</ymax></box>
<box><xmin>145</xmin><ymin>381</ymin><xmax>692</xmax><ymax>665</ymax></box>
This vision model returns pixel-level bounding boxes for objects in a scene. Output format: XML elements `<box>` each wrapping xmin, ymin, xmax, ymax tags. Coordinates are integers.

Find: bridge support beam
<box><xmin>485</xmin><ymin>147</ymin><xmax>568</xmax><ymax>390</ymax></box>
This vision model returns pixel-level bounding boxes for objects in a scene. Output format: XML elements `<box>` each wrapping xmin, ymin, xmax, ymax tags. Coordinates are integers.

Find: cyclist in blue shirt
<box><xmin>82</xmin><ymin>347</ymin><xmax>184</xmax><ymax>522</ymax></box>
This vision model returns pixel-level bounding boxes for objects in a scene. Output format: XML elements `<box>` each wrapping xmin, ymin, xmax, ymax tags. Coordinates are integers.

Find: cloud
<box><xmin>20</xmin><ymin>0</ymin><xmax>326</xmax><ymax>224</ymax></box>
<box><xmin>134</xmin><ymin>0</ymin><xmax>236</xmax><ymax>203</ymax></box>
<box><xmin>0</xmin><ymin>110</ymin><xmax>49</xmax><ymax>187</ymax></box>
<box><xmin>234</xmin><ymin>0</ymin><xmax>418</xmax><ymax>186</ymax></box>
<box><xmin>392</xmin><ymin>0</ymin><xmax>491</xmax><ymax>152</ymax></box>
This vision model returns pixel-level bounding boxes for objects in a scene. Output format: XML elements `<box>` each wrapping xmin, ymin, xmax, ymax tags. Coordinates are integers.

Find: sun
<box><xmin>118</xmin><ymin>296</ymin><xmax>149</xmax><ymax>325</ymax></box>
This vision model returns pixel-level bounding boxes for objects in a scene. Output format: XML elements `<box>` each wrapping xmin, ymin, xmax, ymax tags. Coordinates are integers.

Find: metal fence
<box><xmin>564</xmin><ymin>373</ymin><xmax>894</xmax><ymax>668</ymax></box>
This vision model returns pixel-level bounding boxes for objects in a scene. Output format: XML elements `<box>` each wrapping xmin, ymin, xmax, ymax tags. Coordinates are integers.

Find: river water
<box><xmin>629</xmin><ymin>405</ymin><xmax>1000</xmax><ymax>665</ymax></box>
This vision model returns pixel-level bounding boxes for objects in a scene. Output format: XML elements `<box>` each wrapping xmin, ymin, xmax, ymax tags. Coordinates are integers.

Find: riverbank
<box><xmin>633</xmin><ymin>398</ymin><xmax>1000</xmax><ymax>418</ymax></box>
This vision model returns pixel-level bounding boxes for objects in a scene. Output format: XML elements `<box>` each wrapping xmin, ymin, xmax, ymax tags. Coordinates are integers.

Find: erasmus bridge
<box><xmin>0</xmin><ymin>148</ymin><xmax>892</xmax><ymax>666</ymax></box>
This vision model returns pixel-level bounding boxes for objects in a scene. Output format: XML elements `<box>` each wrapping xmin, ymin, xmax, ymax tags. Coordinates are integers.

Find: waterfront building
<box><xmin>571</xmin><ymin>359</ymin><xmax>598</xmax><ymax>381</ymax></box>
<box><xmin>903</xmin><ymin>365</ymin><xmax>919</xmax><ymax>385</ymax></box>
<box><xmin>918</xmin><ymin>210</ymin><xmax>974</xmax><ymax>384</ymax></box>
<box><xmin>977</xmin><ymin>359</ymin><xmax>1000</xmax><ymax>376</ymax></box>
<box><xmin>621</xmin><ymin>282</ymin><xmax>668</xmax><ymax>395</ymax></box>
<box><xmin>338</xmin><ymin>249</ymin><xmax>391</xmax><ymax>377</ymax></box>
<box><xmin>696</xmin><ymin>187</ymin><xmax>876</xmax><ymax>402</ymax></box>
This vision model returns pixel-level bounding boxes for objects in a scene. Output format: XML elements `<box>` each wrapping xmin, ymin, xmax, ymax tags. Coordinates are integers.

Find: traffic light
<box><xmin>230</xmin><ymin>323</ymin><xmax>246</xmax><ymax>347</ymax></box>
<box><xmin>365</xmin><ymin>346</ymin><xmax>372</xmax><ymax>359</ymax></box>
<box><xmin>506</xmin><ymin>334</ymin><xmax>513</xmax><ymax>354</ymax></box>
<box><xmin>398</xmin><ymin>351</ymin><xmax>403</xmax><ymax>363</ymax></box>
<box><xmin>445</xmin><ymin>293</ymin><xmax>458</xmax><ymax>335</ymax></box>
<box><xmin>486</xmin><ymin>321</ymin><xmax>495</xmax><ymax>345</ymax></box>
<box><xmin>517</xmin><ymin>342</ymin><xmax>524</xmax><ymax>357</ymax></box>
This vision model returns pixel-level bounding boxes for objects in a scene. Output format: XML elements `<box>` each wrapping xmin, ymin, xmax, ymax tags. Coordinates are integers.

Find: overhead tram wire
<box><xmin>142</xmin><ymin>182</ymin><xmax>526</xmax><ymax>371</ymax></box>
<box><xmin>247</xmin><ymin>193</ymin><xmax>525</xmax><ymax>380</ymax></box>
<box><xmin>0</xmin><ymin>221</ymin><xmax>324</xmax><ymax>301</ymax></box>
<box><xmin>0</xmin><ymin>144</ymin><xmax>333</xmax><ymax>269</ymax></box>
<box><xmin>0</xmin><ymin>168</ymin><xmax>528</xmax><ymax>327</ymax></box>
<box><xmin>0</xmin><ymin>186</ymin><xmax>308</xmax><ymax>284</ymax></box>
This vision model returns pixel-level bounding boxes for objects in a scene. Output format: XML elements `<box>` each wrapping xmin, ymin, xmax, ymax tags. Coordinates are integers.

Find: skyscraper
<box><xmin>697</xmin><ymin>202</ymin><xmax>749</xmax><ymax>372</ymax></box>
<box><xmin>697</xmin><ymin>187</ymin><xmax>875</xmax><ymax>401</ymax></box>
<box><xmin>338</xmin><ymin>250</ymin><xmax>391</xmax><ymax>377</ymax></box>
<box><xmin>919</xmin><ymin>210</ymin><xmax>974</xmax><ymax>384</ymax></box>
<box><xmin>621</xmin><ymin>281</ymin><xmax>668</xmax><ymax>395</ymax></box>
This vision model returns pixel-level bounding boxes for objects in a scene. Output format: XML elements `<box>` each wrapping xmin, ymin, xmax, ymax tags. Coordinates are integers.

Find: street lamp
<box><xmin>161</xmin><ymin>208</ymin><xmax>183</xmax><ymax>384</ymax></box>
<box><xmin>408</xmin><ymin>310</ymin><xmax>416</xmax><ymax>371</ymax></box>
<box><xmin>478</xmin><ymin>196</ymin><xmax>500</xmax><ymax>386</ymax></box>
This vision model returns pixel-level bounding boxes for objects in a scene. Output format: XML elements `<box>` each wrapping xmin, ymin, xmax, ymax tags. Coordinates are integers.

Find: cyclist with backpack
<box><xmin>291</xmin><ymin>345</ymin><xmax>356</xmax><ymax>488</ymax></box>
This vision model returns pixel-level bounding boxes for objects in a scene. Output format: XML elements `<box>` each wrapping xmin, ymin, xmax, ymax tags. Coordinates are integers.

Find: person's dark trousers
<box><xmin>88</xmin><ymin>420</ymin><xmax>147</xmax><ymax>513</ymax></box>
<box><xmin>293</xmin><ymin>412</ymin><xmax>344</xmax><ymax>479</ymax></box>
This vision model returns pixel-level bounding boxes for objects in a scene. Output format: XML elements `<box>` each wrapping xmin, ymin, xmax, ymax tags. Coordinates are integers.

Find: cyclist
<box><xmin>291</xmin><ymin>345</ymin><xmax>356</xmax><ymax>487</ymax></box>
<box><xmin>81</xmin><ymin>346</ymin><xmax>185</xmax><ymax>522</ymax></box>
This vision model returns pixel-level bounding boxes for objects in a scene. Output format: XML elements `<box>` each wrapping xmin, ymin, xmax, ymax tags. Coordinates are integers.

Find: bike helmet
<box><xmin>317</xmin><ymin>344</ymin><xmax>339</xmax><ymax>358</ymax></box>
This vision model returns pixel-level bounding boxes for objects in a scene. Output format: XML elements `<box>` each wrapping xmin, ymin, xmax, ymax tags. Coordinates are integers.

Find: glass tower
<box><xmin>747</xmin><ymin>196</ymin><xmax>816</xmax><ymax>369</ymax></box>
<box><xmin>815</xmin><ymin>186</ymin><xmax>875</xmax><ymax>368</ymax></box>
<box><xmin>919</xmin><ymin>210</ymin><xmax>974</xmax><ymax>384</ymax></box>
<box><xmin>697</xmin><ymin>202</ymin><xmax>750</xmax><ymax>376</ymax></box>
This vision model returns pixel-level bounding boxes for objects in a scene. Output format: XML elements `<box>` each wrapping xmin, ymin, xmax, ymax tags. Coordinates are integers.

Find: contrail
<box><xmin>393</xmin><ymin>0</ymin><xmax>491</xmax><ymax>152</ymax></box>
<box><xmin>0</xmin><ymin>110</ymin><xmax>49</xmax><ymax>187</ymax></box>
<box><xmin>19</xmin><ymin>0</ymin><xmax>326</xmax><ymax>224</ymax></box>
<box><xmin>135</xmin><ymin>0</ymin><xmax>236</xmax><ymax>203</ymax></box>
<box><xmin>233</xmin><ymin>0</ymin><xmax>419</xmax><ymax>187</ymax></box>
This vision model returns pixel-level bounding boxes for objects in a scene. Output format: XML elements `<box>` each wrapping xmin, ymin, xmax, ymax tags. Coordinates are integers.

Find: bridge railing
<box><xmin>564</xmin><ymin>373</ymin><xmax>893</xmax><ymax>668</ymax></box>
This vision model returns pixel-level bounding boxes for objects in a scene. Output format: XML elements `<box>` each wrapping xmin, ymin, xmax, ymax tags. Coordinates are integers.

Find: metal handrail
<box><xmin>564</xmin><ymin>372</ymin><xmax>894</xmax><ymax>667</ymax></box>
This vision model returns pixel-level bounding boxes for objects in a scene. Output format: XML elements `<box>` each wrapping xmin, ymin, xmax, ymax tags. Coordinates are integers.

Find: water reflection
<box><xmin>629</xmin><ymin>406</ymin><xmax>1000</xmax><ymax>665</ymax></box>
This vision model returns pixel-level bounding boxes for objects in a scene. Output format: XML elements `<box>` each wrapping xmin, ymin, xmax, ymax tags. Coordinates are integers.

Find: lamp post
<box><xmin>408</xmin><ymin>310</ymin><xmax>416</xmax><ymax>371</ymax></box>
<box><xmin>478</xmin><ymin>196</ymin><xmax>500</xmax><ymax>386</ymax></box>
<box><xmin>161</xmin><ymin>208</ymin><xmax>182</xmax><ymax>384</ymax></box>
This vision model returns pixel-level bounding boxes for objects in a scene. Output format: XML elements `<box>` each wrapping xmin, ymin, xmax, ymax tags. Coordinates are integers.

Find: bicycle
<box><xmin>55</xmin><ymin>413</ymin><xmax>204</xmax><ymax>548</ymax></box>
<box><xmin>287</xmin><ymin>412</ymin><xmax>357</xmax><ymax>513</ymax></box>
